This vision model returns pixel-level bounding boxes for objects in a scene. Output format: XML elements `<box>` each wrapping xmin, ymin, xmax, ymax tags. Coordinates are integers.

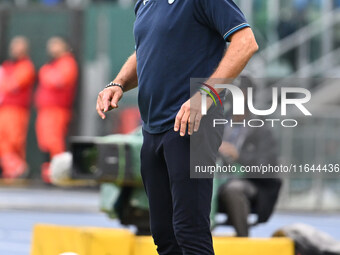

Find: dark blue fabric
<box><xmin>134</xmin><ymin>0</ymin><xmax>249</xmax><ymax>134</ymax></box>
<box><xmin>140</xmin><ymin>108</ymin><xmax>224</xmax><ymax>254</ymax></box>
<box><xmin>141</xmin><ymin>129</ymin><xmax>214</xmax><ymax>254</ymax></box>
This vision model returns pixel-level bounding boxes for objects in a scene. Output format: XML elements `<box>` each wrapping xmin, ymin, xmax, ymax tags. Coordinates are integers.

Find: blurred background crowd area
<box><xmin>0</xmin><ymin>0</ymin><xmax>340</xmax><ymax>213</ymax></box>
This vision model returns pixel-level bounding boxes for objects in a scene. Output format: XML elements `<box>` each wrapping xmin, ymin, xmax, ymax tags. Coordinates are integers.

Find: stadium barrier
<box><xmin>31</xmin><ymin>224</ymin><xmax>294</xmax><ymax>255</ymax></box>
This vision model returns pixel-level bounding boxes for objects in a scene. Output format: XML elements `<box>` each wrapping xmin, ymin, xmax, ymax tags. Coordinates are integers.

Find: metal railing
<box><xmin>249</xmin><ymin>7</ymin><xmax>340</xmax><ymax>78</ymax></box>
<box><xmin>275</xmin><ymin>110</ymin><xmax>340</xmax><ymax>211</ymax></box>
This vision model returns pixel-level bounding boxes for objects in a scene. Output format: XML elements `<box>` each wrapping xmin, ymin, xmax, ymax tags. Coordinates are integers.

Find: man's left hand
<box><xmin>174</xmin><ymin>92</ymin><xmax>212</xmax><ymax>136</ymax></box>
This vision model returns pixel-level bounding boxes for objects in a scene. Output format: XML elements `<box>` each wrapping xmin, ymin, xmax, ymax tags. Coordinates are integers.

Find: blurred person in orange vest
<box><xmin>35</xmin><ymin>36</ymin><xmax>78</xmax><ymax>183</ymax></box>
<box><xmin>0</xmin><ymin>36</ymin><xmax>35</xmax><ymax>179</ymax></box>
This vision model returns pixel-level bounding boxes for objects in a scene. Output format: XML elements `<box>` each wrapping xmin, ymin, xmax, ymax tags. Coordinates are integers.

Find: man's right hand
<box><xmin>96</xmin><ymin>86</ymin><xmax>123</xmax><ymax>119</ymax></box>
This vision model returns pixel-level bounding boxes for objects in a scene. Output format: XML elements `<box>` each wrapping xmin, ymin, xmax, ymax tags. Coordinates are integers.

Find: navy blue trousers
<box><xmin>141</xmin><ymin>125</ymin><xmax>222</xmax><ymax>255</ymax></box>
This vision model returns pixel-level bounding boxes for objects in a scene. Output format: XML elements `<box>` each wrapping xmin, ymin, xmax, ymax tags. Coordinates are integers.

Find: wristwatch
<box><xmin>105</xmin><ymin>82</ymin><xmax>124</xmax><ymax>92</ymax></box>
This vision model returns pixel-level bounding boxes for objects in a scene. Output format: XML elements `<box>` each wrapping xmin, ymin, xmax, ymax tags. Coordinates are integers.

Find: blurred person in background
<box><xmin>0</xmin><ymin>36</ymin><xmax>35</xmax><ymax>179</ymax></box>
<box><xmin>35</xmin><ymin>36</ymin><xmax>78</xmax><ymax>183</ymax></box>
<box><xmin>217</xmin><ymin>75</ymin><xmax>282</xmax><ymax>237</ymax></box>
<box><xmin>116</xmin><ymin>107</ymin><xmax>141</xmax><ymax>134</ymax></box>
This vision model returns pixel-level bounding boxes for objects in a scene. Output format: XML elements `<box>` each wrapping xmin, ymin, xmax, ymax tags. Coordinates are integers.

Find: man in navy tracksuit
<box><xmin>96</xmin><ymin>0</ymin><xmax>258</xmax><ymax>254</ymax></box>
